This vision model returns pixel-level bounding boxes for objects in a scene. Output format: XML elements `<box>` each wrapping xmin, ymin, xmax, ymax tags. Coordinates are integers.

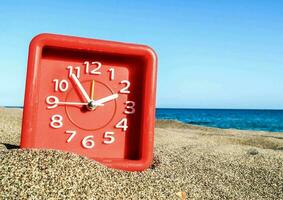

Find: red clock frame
<box><xmin>20</xmin><ymin>33</ymin><xmax>157</xmax><ymax>171</ymax></box>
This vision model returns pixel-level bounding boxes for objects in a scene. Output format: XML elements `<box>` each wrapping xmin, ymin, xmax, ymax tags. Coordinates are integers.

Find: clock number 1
<box><xmin>108</xmin><ymin>68</ymin><xmax>115</xmax><ymax>80</ymax></box>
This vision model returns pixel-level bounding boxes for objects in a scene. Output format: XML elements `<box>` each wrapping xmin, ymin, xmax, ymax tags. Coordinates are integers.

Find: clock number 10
<box><xmin>53</xmin><ymin>79</ymin><xmax>69</xmax><ymax>92</ymax></box>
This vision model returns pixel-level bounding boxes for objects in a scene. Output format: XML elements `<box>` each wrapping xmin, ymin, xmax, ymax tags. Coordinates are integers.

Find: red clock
<box><xmin>20</xmin><ymin>33</ymin><xmax>157</xmax><ymax>171</ymax></box>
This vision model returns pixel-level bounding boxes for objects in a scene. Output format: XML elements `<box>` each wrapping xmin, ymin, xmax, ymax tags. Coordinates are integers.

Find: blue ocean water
<box><xmin>156</xmin><ymin>108</ymin><xmax>283</xmax><ymax>132</ymax></box>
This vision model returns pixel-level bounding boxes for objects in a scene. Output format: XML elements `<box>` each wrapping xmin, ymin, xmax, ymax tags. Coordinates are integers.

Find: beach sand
<box><xmin>0</xmin><ymin>108</ymin><xmax>283</xmax><ymax>199</ymax></box>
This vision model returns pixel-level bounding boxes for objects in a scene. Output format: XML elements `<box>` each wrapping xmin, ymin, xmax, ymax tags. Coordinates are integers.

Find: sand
<box><xmin>0</xmin><ymin>108</ymin><xmax>283</xmax><ymax>199</ymax></box>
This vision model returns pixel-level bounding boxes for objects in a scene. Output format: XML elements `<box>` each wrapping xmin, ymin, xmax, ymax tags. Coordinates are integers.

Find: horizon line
<box><xmin>2</xmin><ymin>105</ymin><xmax>283</xmax><ymax>111</ymax></box>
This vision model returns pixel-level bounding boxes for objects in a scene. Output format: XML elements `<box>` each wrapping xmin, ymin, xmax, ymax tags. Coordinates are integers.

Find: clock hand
<box><xmin>70</xmin><ymin>73</ymin><xmax>91</xmax><ymax>103</ymax></box>
<box><xmin>92</xmin><ymin>94</ymin><xmax>119</xmax><ymax>105</ymax></box>
<box><xmin>57</xmin><ymin>101</ymin><xmax>104</xmax><ymax>106</ymax></box>
<box><xmin>58</xmin><ymin>101</ymin><xmax>88</xmax><ymax>106</ymax></box>
<box><xmin>91</xmin><ymin>80</ymin><xmax>95</xmax><ymax>100</ymax></box>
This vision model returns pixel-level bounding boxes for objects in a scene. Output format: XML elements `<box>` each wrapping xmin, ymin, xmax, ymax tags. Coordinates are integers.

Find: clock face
<box><xmin>21</xmin><ymin>34</ymin><xmax>157</xmax><ymax>171</ymax></box>
<box><xmin>37</xmin><ymin>52</ymin><xmax>144</xmax><ymax>159</ymax></box>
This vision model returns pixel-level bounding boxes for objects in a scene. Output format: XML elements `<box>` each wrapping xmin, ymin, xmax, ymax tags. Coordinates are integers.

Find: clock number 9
<box><xmin>84</xmin><ymin>61</ymin><xmax>102</xmax><ymax>75</ymax></box>
<box><xmin>50</xmin><ymin>114</ymin><xmax>63</xmax><ymax>129</ymax></box>
<box><xmin>46</xmin><ymin>96</ymin><xmax>59</xmax><ymax>109</ymax></box>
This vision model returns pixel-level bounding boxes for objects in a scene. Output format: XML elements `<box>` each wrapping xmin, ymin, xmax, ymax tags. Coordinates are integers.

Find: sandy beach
<box><xmin>0</xmin><ymin>108</ymin><xmax>283</xmax><ymax>199</ymax></box>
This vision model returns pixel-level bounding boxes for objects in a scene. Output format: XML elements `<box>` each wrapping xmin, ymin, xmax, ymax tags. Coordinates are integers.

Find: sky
<box><xmin>0</xmin><ymin>0</ymin><xmax>283</xmax><ymax>109</ymax></box>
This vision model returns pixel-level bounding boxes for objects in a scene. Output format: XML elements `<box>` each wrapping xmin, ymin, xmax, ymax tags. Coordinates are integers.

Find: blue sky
<box><xmin>0</xmin><ymin>0</ymin><xmax>283</xmax><ymax>109</ymax></box>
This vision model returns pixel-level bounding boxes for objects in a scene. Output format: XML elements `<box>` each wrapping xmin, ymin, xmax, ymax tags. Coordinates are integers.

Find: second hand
<box><xmin>91</xmin><ymin>80</ymin><xmax>95</xmax><ymax>100</ymax></box>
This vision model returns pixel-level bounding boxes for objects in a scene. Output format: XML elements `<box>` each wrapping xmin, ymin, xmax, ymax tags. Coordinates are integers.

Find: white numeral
<box><xmin>46</xmin><ymin>96</ymin><xmax>59</xmax><ymax>109</ymax></box>
<box><xmin>50</xmin><ymin>114</ymin><xmax>63</xmax><ymax>129</ymax></box>
<box><xmin>119</xmin><ymin>80</ymin><xmax>130</xmax><ymax>94</ymax></box>
<box><xmin>67</xmin><ymin>66</ymin><xmax>80</xmax><ymax>78</ymax></box>
<box><xmin>115</xmin><ymin>118</ymin><xmax>128</xmax><ymax>131</ymax></box>
<box><xmin>103</xmin><ymin>132</ymin><xmax>115</xmax><ymax>144</ymax></box>
<box><xmin>53</xmin><ymin>79</ymin><xmax>69</xmax><ymax>92</ymax></box>
<box><xmin>124</xmin><ymin>101</ymin><xmax>135</xmax><ymax>114</ymax></box>
<box><xmin>84</xmin><ymin>61</ymin><xmax>102</xmax><ymax>75</ymax></box>
<box><xmin>108</xmin><ymin>68</ymin><xmax>115</xmax><ymax>80</ymax></box>
<box><xmin>82</xmin><ymin>135</ymin><xmax>95</xmax><ymax>149</ymax></box>
<box><xmin>65</xmin><ymin>130</ymin><xmax>77</xmax><ymax>143</ymax></box>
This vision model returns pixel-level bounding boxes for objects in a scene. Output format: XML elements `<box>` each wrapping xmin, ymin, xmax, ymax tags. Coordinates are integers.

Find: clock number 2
<box><xmin>119</xmin><ymin>80</ymin><xmax>130</xmax><ymax>94</ymax></box>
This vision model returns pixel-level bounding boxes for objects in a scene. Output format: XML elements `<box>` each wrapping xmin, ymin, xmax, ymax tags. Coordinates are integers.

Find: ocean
<box><xmin>4</xmin><ymin>106</ymin><xmax>283</xmax><ymax>132</ymax></box>
<box><xmin>156</xmin><ymin>108</ymin><xmax>283</xmax><ymax>132</ymax></box>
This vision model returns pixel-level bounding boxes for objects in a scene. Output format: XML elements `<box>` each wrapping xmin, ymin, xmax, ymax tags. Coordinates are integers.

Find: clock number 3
<box><xmin>50</xmin><ymin>114</ymin><xmax>63</xmax><ymax>129</ymax></box>
<box><xmin>124</xmin><ymin>101</ymin><xmax>135</xmax><ymax>114</ymax></box>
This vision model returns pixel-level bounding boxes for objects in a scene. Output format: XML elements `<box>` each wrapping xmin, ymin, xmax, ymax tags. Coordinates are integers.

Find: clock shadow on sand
<box><xmin>1</xmin><ymin>143</ymin><xmax>19</xmax><ymax>149</ymax></box>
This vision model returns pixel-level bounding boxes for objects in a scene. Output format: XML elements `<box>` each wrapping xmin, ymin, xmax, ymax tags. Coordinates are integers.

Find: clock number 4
<box><xmin>115</xmin><ymin>118</ymin><xmax>128</xmax><ymax>131</ymax></box>
<box><xmin>84</xmin><ymin>61</ymin><xmax>102</xmax><ymax>75</ymax></box>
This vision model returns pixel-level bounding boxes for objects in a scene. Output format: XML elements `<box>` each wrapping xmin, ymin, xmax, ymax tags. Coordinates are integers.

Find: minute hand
<box><xmin>93</xmin><ymin>94</ymin><xmax>119</xmax><ymax>105</ymax></box>
<box><xmin>70</xmin><ymin>74</ymin><xmax>91</xmax><ymax>103</ymax></box>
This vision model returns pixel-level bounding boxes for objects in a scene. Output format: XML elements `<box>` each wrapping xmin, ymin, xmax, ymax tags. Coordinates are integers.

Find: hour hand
<box><xmin>70</xmin><ymin>74</ymin><xmax>91</xmax><ymax>103</ymax></box>
<box><xmin>92</xmin><ymin>94</ymin><xmax>119</xmax><ymax>106</ymax></box>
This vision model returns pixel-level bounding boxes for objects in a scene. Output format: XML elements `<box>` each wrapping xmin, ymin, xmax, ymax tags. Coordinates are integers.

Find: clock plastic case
<box><xmin>20</xmin><ymin>33</ymin><xmax>157</xmax><ymax>171</ymax></box>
